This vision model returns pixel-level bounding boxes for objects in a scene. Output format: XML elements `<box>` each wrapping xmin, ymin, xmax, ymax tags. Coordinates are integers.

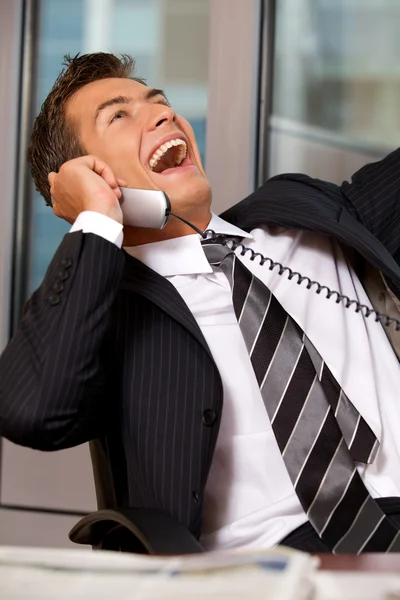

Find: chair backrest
<box><xmin>74</xmin><ymin>438</ymin><xmax>204</xmax><ymax>554</ymax></box>
<box><xmin>89</xmin><ymin>438</ymin><xmax>118</xmax><ymax>510</ymax></box>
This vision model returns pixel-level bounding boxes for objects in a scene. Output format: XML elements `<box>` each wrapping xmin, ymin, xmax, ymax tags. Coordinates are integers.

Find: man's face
<box><xmin>66</xmin><ymin>77</ymin><xmax>211</xmax><ymax>217</ymax></box>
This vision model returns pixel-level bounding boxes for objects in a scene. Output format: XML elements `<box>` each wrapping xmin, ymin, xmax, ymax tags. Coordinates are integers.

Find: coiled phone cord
<box><xmin>170</xmin><ymin>212</ymin><xmax>400</xmax><ymax>332</ymax></box>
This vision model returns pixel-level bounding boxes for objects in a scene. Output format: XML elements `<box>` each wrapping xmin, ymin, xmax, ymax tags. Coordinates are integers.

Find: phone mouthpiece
<box><xmin>120</xmin><ymin>188</ymin><xmax>171</xmax><ymax>229</ymax></box>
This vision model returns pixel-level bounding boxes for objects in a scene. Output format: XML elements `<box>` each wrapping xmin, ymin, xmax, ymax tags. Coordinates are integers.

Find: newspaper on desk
<box><xmin>0</xmin><ymin>544</ymin><xmax>316</xmax><ymax>599</ymax></box>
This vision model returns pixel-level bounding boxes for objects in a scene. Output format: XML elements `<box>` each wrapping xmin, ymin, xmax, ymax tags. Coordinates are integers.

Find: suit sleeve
<box><xmin>269</xmin><ymin>148</ymin><xmax>400</xmax><ymax>262</ymax></box>
<box><xmin>340</xmin><ymin>147</ymin><xmax>400</xmax><ymax>260</ymax></box>
<box><xmin>0</xmin><ymin>231</ymin><xmax>125</xmax><ymax>450</ymax></box>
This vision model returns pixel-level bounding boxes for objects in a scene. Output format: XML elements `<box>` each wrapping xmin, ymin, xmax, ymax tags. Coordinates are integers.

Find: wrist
<box><xmin>84</xmin><ymin>204</ymin><xmax>123</xmax><ymax>225</ymax></box>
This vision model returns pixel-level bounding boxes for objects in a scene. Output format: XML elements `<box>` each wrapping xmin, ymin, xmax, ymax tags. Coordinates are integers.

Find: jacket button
<box><xmin>60</xmin><ymin>257</ymin><xmax>72</xmax><ymax>268</ymax></box>
<box><xmin>202</xmin><ymin>409</ymin><xmax>217</xmax><ymax>427</ymax></box>
<box><xmin>192</xmin><ymin>491</ymin><xmax>200</xmax><ymax>503</ymax></box>
<box><xmin>57</xmin><ymin>269</ymin><xmax>70</xmax><ymax>281</ymax></box>
<box><xmin>48</xmin><ymin>293</ymin><xmax>60</xmax><ymax>306</ymax></box>
<box><xmin>53</xmin><ymin>280</ymin><xmax>64</xmax><ymax>293</ymax></box>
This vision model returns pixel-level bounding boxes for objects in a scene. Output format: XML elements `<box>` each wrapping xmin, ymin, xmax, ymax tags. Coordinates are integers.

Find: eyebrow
<box><xmin>94</xmin><ymin>88</ymin><xmax>169</xmax><ymax>122</ymax></box>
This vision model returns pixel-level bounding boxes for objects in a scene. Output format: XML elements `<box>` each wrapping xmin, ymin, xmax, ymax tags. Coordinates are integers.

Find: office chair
<box><xmin>68</xmin><ymin>437</ymin><xmax>204</xmax><ymax>555</ymax></box>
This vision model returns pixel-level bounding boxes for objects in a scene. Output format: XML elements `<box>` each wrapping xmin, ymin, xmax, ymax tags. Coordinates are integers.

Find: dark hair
<box><xmin>27</xmin><ymin>52</ymin><xmax>145</xmax><ymax>206</ymax></box>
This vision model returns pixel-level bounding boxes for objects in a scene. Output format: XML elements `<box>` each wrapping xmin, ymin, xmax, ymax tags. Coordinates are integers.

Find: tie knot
<box><xmin>201</xmin><ymin>239</ymin><xmax>235</xmax><ymax>266</ymax></box>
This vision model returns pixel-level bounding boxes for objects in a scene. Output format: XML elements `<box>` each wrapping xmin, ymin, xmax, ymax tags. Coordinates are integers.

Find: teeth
<box><xmin>149</xmin><ymin>138</ymin><xmax>187</xmax><ymax>171</ymax></box>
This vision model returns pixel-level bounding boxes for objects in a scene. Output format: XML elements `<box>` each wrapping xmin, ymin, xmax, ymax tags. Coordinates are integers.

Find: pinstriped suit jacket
<box><xmin>1</xmin><ymin>148</ymin><xmax>400</xmax><ymax>537</ymax></box>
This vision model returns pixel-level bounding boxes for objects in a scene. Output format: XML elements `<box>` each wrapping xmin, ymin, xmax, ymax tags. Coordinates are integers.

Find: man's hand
<box><xmin>48</xmin><ymin>156</ymin><xmax>127</xmax><ymax>224</ymax></box>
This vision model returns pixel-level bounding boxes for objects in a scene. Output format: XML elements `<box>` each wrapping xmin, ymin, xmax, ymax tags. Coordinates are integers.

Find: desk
<box><xmin>1</xmin><ymin>546</ymin><xmax>400</xmax><ymax>599</ymax></box>
<box><xmin>318</xmin><ymin>554</ymin><xmax>400</xmax><ymax>572</ymax></box>
<box><xmin>315</xmin><ymin>555</ymin><xmax>400</xmax><ymax>600</ymax></box>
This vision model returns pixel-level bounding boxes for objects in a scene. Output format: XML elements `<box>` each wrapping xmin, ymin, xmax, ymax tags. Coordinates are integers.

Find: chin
<box><xmin>167</xmin><ymin>178</ymin><xmax>211</xmax><ymax>219</ymax></box>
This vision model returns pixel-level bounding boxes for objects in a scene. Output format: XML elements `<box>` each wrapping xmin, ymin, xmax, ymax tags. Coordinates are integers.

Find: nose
<box><xmin>148</xmin><ymin>104</ymin><xmax>176</xmax><ymax>131</ymax></box>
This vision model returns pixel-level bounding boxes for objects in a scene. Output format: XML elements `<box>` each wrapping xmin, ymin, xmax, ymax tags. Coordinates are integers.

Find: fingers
<box><xmin>115</xmin><ymin>179</ymin><xmax>127</xmax><ymax>200</ymax></box>
<box><xmin>48</xmin><ymin>172</ymin><xmax>55</xmax><ymax>196</ymax></box>
<box><xmin>90</xmin><ymin>156</ymin><xmax>119</xmax><ymax>188</ymax></box>
<box><xmin>88</xmin><ymin>156</ymin><xmax>126</xmax><ymax>199</ymax></box>
<box><xmin>48</xmin><ymin>157</ymin><xmax>127</xmax><ymax>205</ymax></box>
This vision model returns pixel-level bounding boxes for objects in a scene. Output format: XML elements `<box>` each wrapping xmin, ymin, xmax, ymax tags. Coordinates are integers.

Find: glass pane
<box><xmin>272</xmin><ymin>0</ymin><xmax>400</xmax><ymax>148</ymax></box>
<box><xmin>28</xmin><ymin>0</ymin><xmax>210</xmax><ymax>292</ymax></box>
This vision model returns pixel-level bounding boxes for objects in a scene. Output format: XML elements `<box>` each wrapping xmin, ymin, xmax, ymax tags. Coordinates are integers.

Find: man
<box><xmin>1</xmin><ymin>52</ymin><xmax>400</xmax><ymax>554</ymax></box>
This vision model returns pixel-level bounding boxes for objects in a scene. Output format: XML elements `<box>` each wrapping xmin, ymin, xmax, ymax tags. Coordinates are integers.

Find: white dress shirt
<box><xmin>70</xmin><ymin>211</ymin><xmax>400</xmax><ymax>551</ymax></box>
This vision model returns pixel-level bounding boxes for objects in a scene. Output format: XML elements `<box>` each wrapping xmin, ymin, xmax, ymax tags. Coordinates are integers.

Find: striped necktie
<box><xmin>202</xmin><ymin>239</ymin><xmax>400</xmax><ymax>553</ymax></box>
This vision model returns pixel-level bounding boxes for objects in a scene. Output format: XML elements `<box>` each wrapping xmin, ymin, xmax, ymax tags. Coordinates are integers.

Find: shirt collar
<box><xmin>124</xmin><ymin>212</ymin><xmax>252</xmax><ymax>277</ymax></box>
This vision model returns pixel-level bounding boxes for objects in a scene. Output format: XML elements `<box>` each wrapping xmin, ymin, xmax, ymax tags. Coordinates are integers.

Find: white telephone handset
<box><xmin>120</xmin><ymin>187</ymin><xmax>171</xmax><ymax>229</ymax></box>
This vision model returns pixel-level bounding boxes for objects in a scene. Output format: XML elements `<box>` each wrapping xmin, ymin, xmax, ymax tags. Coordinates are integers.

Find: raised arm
<box><xmin>0</xmin><ymin>231</ymin><xmax>124</xmax><ymax>450</ymax></box>
<box><xmin>0</xmin><ymin>156</ymin><xmax>126</xmax><ymax>450</ymax></box>
<box><xmin>340</xmin><ymin>147</ymin><xmax>400</xmax><ymax>260</ymax></box>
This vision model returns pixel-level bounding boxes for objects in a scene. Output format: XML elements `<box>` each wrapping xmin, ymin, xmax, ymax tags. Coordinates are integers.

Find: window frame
<box><xmin>0</xmin><ymin>0</ymin><xmax>25</xmax><ymax>508</ymax></box>
<box><xmin>205</xmin><ymin>0</ymin><xmax>266</xmax><ymax>213</ymax></box>
<box><xmin>0</xmin><ymin>0</ymin><xmax>26</xmax><ymax>348</ymax></box>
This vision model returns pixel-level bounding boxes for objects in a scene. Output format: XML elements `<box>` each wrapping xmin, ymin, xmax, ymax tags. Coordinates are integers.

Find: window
<box><xmin>272</xmin><ymin>0</ymin><xmax>400</xmax><ymax>146</ymax></box>
<box><xmin>263</xmin><ymin>0</ymin><xmax>400</xmax><ymax>182</ymax></box>
<box><xmin>28</xmin><ymin>0</ymin><xmax>210</xmax><ymax>292</ymax></box>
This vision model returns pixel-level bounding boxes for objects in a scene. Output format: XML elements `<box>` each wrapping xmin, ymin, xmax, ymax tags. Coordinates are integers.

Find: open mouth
<box><xmin>149</xmin><ymin>138</ymin><xmax>188</xmax><ymax>174</ymax></box>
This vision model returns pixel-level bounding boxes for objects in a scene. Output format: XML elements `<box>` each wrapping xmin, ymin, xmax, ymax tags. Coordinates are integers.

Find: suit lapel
<box><xmin>120</xmin><ymin>252</ymin><xmax>214</xmax><ymax>361</ymax></box>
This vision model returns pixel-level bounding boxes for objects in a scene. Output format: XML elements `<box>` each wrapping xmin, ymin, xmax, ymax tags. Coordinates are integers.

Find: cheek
<box><xmin>109</xmin><ymin>154</ymin><xmax>146</xmax><ymax>184</ymax></box>
<box><xmin>101</xmin><ymin>138</ymin><xmax>152</xmax><ymax>187</ymax></box>
<box><xmin>177</xmin><ymin>117</ymin><xmax>204</xmax><ymax>166</ymax></box>
<box><xmin>96</xmin><ymin>135</ymin><xmax>141</xmax><ymax>172</ymax></box>
<box><xmin>82</xmin><ymin>134</ymin><xmax>121</xmax><ymax>166</ymax></box>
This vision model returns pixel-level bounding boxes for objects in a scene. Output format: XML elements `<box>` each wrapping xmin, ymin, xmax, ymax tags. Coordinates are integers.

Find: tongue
<box><xmin>155</xmin><ymin>147</ymin><xmax>177</xmax><ymax>173</ymax></box>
